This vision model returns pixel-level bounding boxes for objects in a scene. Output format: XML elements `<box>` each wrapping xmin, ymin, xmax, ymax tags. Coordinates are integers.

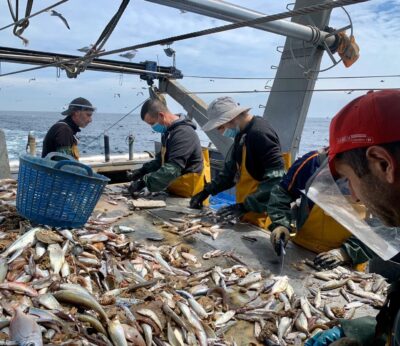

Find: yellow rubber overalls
<box><xmin>235</xmin><ymin>146</ymin><xmax>272</xmax><ymax>229</ymax></box>
<box><xmin>161</xmin><ymin>147</ymin><xmax>211</xmax><ymax>203</ymax></box>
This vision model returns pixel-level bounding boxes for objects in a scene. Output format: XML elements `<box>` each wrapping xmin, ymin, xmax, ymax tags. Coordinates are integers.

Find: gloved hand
<box><xmin>217</xmin><ymin>203</ymin><xmax>246</xmax><ymax>221</ymax></box>
<box><xmin>270</xmin><ymin>226</ymin><xmax>290</xmax><ymax>256</ymax></box>
<box><xmin>305</xmin><ymin>326</ymin><xmax>345</xmax><ymax>346</ymax></box>
<box><xmin>127</xmin><ymin>169</ymin><xmax>143</xmax><ymax>182</ymax></box>
<box><xmin>128</xmin><ymin>179</ymin><xmax>146</xmax><ymax>197</ymax></box>
<box><xmin>314</xmin><ymin>248</ymin><xmax>351</xmax><ymax>270</ymax></box>
<box><xmin>189</xmin><ymin>190</ymin><xmax>210</xmax><ymax>209</ymax></box>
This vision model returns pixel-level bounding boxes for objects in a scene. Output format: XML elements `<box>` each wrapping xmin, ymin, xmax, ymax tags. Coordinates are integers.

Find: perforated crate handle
<box><xmin>54</xmin><ymin>160</ymin><xmax>94</xmax><ymax>177</ymax></box>
<box><xmin>45</xmin><ymin>152</ymin><xmax>77</xmax><ymax>162</ymax></box>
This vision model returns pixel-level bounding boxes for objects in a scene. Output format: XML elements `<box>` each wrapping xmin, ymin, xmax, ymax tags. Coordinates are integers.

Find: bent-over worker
<box><xmin>128</xmin><ymin>98</ymin><xmax>210</xmax><ymax>198</ymax></box>
<box><xmin>268</xmin><ymin>147</ymin><xmax>374</xmax><ymax>269</ymax></box>
<box><xmin>42</xmin><ymin>97</ymin><xmax>95</xmax><ymax>160</ymax></box>
<box><xmin>190</xmin><ymin>96</ymin><xmax>284</xmax><ymax>228</ymax></box>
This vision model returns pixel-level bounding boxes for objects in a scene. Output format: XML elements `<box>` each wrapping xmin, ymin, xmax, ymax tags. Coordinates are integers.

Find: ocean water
<box><xmin>0</xmin><ymin>110</ymin><xmax>329</xmax><ymax>161</ymax></box>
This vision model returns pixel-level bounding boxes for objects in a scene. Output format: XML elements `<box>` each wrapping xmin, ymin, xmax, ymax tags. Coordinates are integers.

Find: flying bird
<box><xmin>114</xmin><ymin>93</ymin><xmax>121</xmax><ymax>98</ymax></box>
<box><xmin>28</xmin><ymin>78</ymin><xmax>36</xmax><ymax>83</ymax></box>
<box><xmin>179</xmin><ymin>9</ymin><xmax>186</xmax><ymax>14</ymax></box>
<box><xmin>48</xmin><ymin>10</ymin><xmax>70</xmax><ymax>30</ymax></box>
<box><xmin>119</xmin><ymin>50</ymin><xmax>137</xmax><ymax>61</ymax></box>
<box><xmin>77</xmin><ymin>45</ymin><xmax>93</xmax><ymax>53</ymax></box>
<box><xmin>137</xmin><ymin>92</ymin><xmax>144</xmax><ymax>96</ymax></box>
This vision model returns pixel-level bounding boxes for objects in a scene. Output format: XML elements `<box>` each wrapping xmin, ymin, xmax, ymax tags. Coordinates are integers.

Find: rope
<box><xmin>184</xmin><ymin>87</ymin><xmax>400</xmax><ymax>94</ymax></box>
<box><xmin>73</xmin><ymin>0</ymin><xmax>131</xmax><ymax>78</ymax></box>
<box><xmin>184</xmin><ymin>74</ymin><xmax>400</xmax><ymax>81</ymax></box>
<box><xmin>0</xmin><ymin>0</ymin><xmax>69</xmax><ymax>32</ymax></box>
<box><xmin>82</xmin><ymin>99</ymin><xmax>146</xmax><ymax>149</ymax></box>
<box><xmin>0</xmin><ymin>0</ymin><xmax>368</xmax><ymax>79</ymax></box>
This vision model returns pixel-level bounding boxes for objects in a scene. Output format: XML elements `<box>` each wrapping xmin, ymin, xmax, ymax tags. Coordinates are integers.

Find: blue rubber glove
<box><xmin>305</xmin><ymin>326</ymin><xmax>345</xmax><ymax>346</ymax></box>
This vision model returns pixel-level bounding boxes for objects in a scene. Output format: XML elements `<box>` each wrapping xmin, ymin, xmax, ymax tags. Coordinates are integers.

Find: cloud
<box><xmin>0</xmin><ymin>0</ymin><xmax>398</xmax><ymax>120</ymax></box>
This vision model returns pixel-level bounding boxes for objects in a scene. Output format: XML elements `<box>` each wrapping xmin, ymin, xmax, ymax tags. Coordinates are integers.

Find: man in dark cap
<box><xmin>42</xmin><ymin>97</ymin><xmax>95</xmax><ymax>160</ymax></box>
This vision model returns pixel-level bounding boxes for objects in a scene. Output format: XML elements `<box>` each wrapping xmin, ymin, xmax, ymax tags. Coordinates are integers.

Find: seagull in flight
<box><xmin>48</xmin><ymin>10</ymin><xmax>70</xmax><ymax>30</ymax></box>
<box><xmin>28</xmin><ymin>78</ymin><xmax>36</xmax><ymax>83</ymax></box>
<box><xmin>119</xmin><ymin>50</ymin><xmax>137</xmax><ymax>61</ymax></box>
<box><xmin>137</xmin><ymin>92</ymin><xmax>144</xmax><ymax>96</ymax></box>
<box><xmin>77</xmin><ymin>45</ymin><xmax>93</xmax><ymax>53</ymax></box>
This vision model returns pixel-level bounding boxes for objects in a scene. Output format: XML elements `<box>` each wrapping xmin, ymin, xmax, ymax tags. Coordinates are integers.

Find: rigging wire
<box><xmin>82</xmin><ymin>99</ymin><xmax>146</xmax><ymax>149</ymax></box>
<box><xmin>184</xmin><ymin>74</ymin><xmax>400</xmax><ymax>81</ymax></box>
<box><xmin>185</xmin><ymin>87</ymin><xmax>400</xmax><ymax>94</ymax></box>
<box><xmin>0</xmin><ymin>0</ymin><xmax>69</xmax><ymax>32</ymax></box>
<box><xmin>0</xmin><ymin>0</ymin><xmax>367</xmax><ymax>79</ymax></box>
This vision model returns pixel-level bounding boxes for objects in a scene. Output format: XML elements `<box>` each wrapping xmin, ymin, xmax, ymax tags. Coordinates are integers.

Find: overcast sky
<box><xmin>0</xmin><ymin>0</ymin><xmax>399</xmax><ymax>118</ymax></box>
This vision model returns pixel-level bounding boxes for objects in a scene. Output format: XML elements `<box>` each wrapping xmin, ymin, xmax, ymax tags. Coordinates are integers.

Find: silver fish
<box><xmin>48</xmin><ymin>244</ymin><xmax>64</xmax><ymax>275</ymax></box>
<box><xmin>0</xmin><ymin>258</ymin><xmax>8</xmax><ymax>283</ymax></box>
<box><xmin>345</xmin><ymin>301</ymin><xmax>364</xmax><ymax>309</ymax></box>
<box><xmin>141</xmin><ymin>323</ymin><xmax>152</xmax><ymax>346</ymax></box>
<box><xmin>323</xmin><ymin>304</ymin><xmax>336</xmax><ymax>320</ymax></box>
<box><xmin>300</xmin><ymin>297</ymin><xmax>312</xmax><ymax>319</ymax></box>
<box><xmin>1</xmin><ymin>227</ymin><xmax>40</xmax><ymax>258</ymax></box>
<box><xmin>10</xmin><ymin>308</ymin><xmax>43</xmax><ymax>346</ymax></box>
<box><xmin>238</xmin><ymin>272</ymin><xmax>262</xmax><ymax>287</ymax></box>
<box><xmin>295</xmin><ymin>312</ymin><xmax>308</xmax><ymax>334</ymax></box>
<box><xmin>215</xmin><ymin>310</ymin><xmax>235</xmax><ymax>326</ymax></box>
<box><xmin>314</xmin><ymin>289</ymin><xmax>322</xmax><ymax>308</ymax></box>
<box><xmin>108</xmin><ymin>318</ymin><xmax>128</xmax><ymax>346</ymax></box>
<box><xmin>37</xmin><ymin>293</ymin><xmax>61</xmax><ymax>310</ymax></box>
<box><xmin>278</xmin><ymin>316</ymin><xmax>292</xmax><ymax>340</ymax></box>
<box><xmin>137</xmin><ymin>309</ymin><xmax>163</xmax><ymax>331</ymax></box>
<box><xmin>321</xmin><ymin>279</ymin><xmax>348</xmax><ymax>291</ymax></box>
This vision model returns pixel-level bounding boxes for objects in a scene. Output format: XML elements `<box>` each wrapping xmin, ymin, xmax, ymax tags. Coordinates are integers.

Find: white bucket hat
<box><xmin>202</xmin><ymin>96</ymin><xmax>251</xmax><ymax>132</ymax></box>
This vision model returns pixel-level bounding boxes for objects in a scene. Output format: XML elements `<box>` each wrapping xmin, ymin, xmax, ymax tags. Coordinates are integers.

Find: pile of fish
<box><xmin>0</xmin><ymin>178</ymin><xmax>388</xmax><ymax>345</ymax></box>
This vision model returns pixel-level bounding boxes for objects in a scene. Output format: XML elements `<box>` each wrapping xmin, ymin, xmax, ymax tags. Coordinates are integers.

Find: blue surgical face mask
<box><xmin>152</xmin><ymin>123</ymin><xmax>167</xmax><ymax>133</ymax></box>
<box><xmin>223</xmin><ymin>127</ymin><xmax>239</xmax><ymax>138</ymax></box>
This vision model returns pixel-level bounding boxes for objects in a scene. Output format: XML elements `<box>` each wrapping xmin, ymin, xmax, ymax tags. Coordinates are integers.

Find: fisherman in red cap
<box><xmin>305</xmin><ymin>89</ymin><xmax>400</xmax><ymax>345</ymax></box>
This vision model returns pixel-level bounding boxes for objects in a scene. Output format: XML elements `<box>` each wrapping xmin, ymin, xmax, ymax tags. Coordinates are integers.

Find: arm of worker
<box><xmin>265</xmin><ymin>184</ymin><xmax>294</xmax><ymax>230</ymax></box>
<box><xmin>143</xmin><ymin>162</ymin><xmax>182</xmax><ymax>192</ymax></box>
<box><xmin>243</xmin><ymin>168</ymin><xmax>285</xmax><ymax>214</ymax></box>
<box><xmin>138</xmin><ymin>152</ymin><xmax>162</xmax><ymax>175</ymax></box>
<box><xmin>204</xmin><ymin>145</ymin><xmax>237</xmax><ymax>195</ymax></box>
<box><xmin>341</xmin><ymin>235</ymin><xmax>376</xmax><ymax>265</ymax></box>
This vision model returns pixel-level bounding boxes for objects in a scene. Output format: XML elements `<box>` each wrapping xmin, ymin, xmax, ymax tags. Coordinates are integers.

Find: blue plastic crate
<box><xmin>16</xmin><ymin>153</ymin><xmax>110</xmax><ymax>228</ymax></box>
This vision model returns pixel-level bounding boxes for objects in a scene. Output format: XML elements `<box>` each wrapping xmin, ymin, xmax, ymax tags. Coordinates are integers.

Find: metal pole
<box><xmin>128</xmin><ymin>134</ymin><xmax>134</xmax><ymax>161</ymax></box>
<box><xmin>27</xmin><ymin>131</ymin><xmax>36</xmax><ymax>156</ymax></box>
<box><xmin>104</xmin><ymin>133</ymin><xmax>110</xmax><ymax>162</ymax></box>
<box><xmin>0</xmin><ymin>130</ymin><xmax>11</xmax><ymax>179</ymax></box>
<box><xmin>145</xmin><ymin>0</ymin><xmax>336</xmax><ymax>47</ymax></box>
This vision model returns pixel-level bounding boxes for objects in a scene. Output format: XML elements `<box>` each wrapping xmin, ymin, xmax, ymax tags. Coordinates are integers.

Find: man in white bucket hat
<box><xmin>190</xmin><ymin>96</ymin><xmax>285</xmax><ymax>229</ymax></box>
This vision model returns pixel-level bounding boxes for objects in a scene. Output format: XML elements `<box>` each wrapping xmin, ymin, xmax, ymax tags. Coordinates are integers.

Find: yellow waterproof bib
<box><xmin>162</xmin><ymin>147</ymin><xmax>211</xmax><ymax>201</ymax></box>
<box><xmin>71</xmin><ymin>143</ymin><xmax>80</xmax><ymax>160</ymax></box>
<box><xmin>292</xmin><ymin>204</ymin><xmax>352</xmax><ymax>253</ymax></box>
<box><xmin>236</xmin><ymin>146</ymin><xmax>271</xmax><ymax>229</ymax></box>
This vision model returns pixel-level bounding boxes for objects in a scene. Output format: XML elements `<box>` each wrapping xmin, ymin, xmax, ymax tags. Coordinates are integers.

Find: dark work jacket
<box><xmin>141</xmin><ymin>116</ymin><xmax>203</xmax><ymax>192</ymax></box>
<box><xmin>42</xmin><ymin>116</ymin><xmax>80</xmax><ymax>158</ymax></box>
<box><xmin>206</xmin><ymin>116</ymin><xmax>285</xmax><ymax>213</ymax></box>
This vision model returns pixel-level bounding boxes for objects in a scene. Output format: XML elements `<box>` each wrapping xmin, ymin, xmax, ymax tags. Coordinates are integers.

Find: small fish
<box><xmin>168</xmin><ymin>322</ymin><xmax>184</xmax><ymax>346</ymax></box>
<box><xmin>340</xmin><ymin>288</ymin><xmax>352</xmax><ymax>303</ymax></box>
<box><xmin>314</xmin><ymin>289</ymin><xmax>322</xmax><ymax>308</ymax></box>
<box><xmin>313</xmin><ymin>271</ymin><xmax>338</xmax><ymax>281</ymax></box>
<box><xmin>295</xmin><ymin>312</ymin><xmax>308</xmax><ymax>334</ymax></box>
<box><xmin>48</xmin><ymin>244</ymin><xmax>64</xmax><ymax>275</ymax></box>
<box><xmin>345</xmin><ymin>301</ymin><xmax>364</xmax><ymax>310</ymax></box>
<box><xmin>321</xmin><ymin>279</ymin><xmax>348</xmax><ymax>291</ymax></box>
<box><xmin>0</xmin><ymin>282</ymin><xmax>38</xmax><ymax>297</ymax></box>
<box><xmin>37</xmin><ymin>293</ymin><xmax>61</xmax><ymax>310</ymax></box>
<box><xmin>1</xmin><ymin>227</ymin><xmax>40</xmax><ymax>258</ymax></box>
<box><xmin>347</xmin><ymin>280</ymin><xmax>356</xmax><ymax>291</ymax></box>
<box><xmin>278</xmin><ymin>316</ymin><xmax>292</xmax><ymax>340</ymax></box>
<box><xmin>323</xmin><ymin>304</ymin><xmax>336</xmax><ymax>320</ymax></box>
<box><xmin>137</xmin><ymin>309</ymin><xmax>163</xmax><ymax>331</ymax></box>
<box><xmin>215</xmin><ymin>310</ymin><xmax>235</xmax><ymax>326</ymax></box>
<box><xmin>372</xmin><ymin>277</ymin><xmax>386</xmax><ymax>293</ymax></box>
<box><xmin>141</xmin><ymin>323</ymin><xmax>152</xmax><ymax>346</ymax></box>
<box><xmin>108</xmin><ymin>318</ymin><xmax>128</xmax><ymax>346</ymax></box>
<box><xmin>76</xmin><ymin>313</ymin><xmax>107</xmax><ymax>335</ymax></box>
<box><xmin>300</xmin><ymin>297</ymin><xmax>312</xmax><ymax>319</ymax></box>
<box><xmin>53</xmin><ymin>290</ymin><xmax>108</xmax><ymax>321</ymax></box>
<box><xmin>271</xmin><ymin>276</ymin><xmax>288</xmax><ymax>294</ymax></box>
<box><xmin>0</xmin><ymin>258</ymin><xmax>8</xmax><ymax>282</ymax></box>
<box><xmin>350</xmin><ymin>290</ymin><xmax>385</xmax><ymax>303</ymax></box>
<box><xmin>238</xmin><ymin>272</ymin><xmax>262</xmax><ymax>287</ymax></box>
<box><xmin>10</xmin><ymin>308</ymin><xmax>43</xmax><ymax>346</ymax></box>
